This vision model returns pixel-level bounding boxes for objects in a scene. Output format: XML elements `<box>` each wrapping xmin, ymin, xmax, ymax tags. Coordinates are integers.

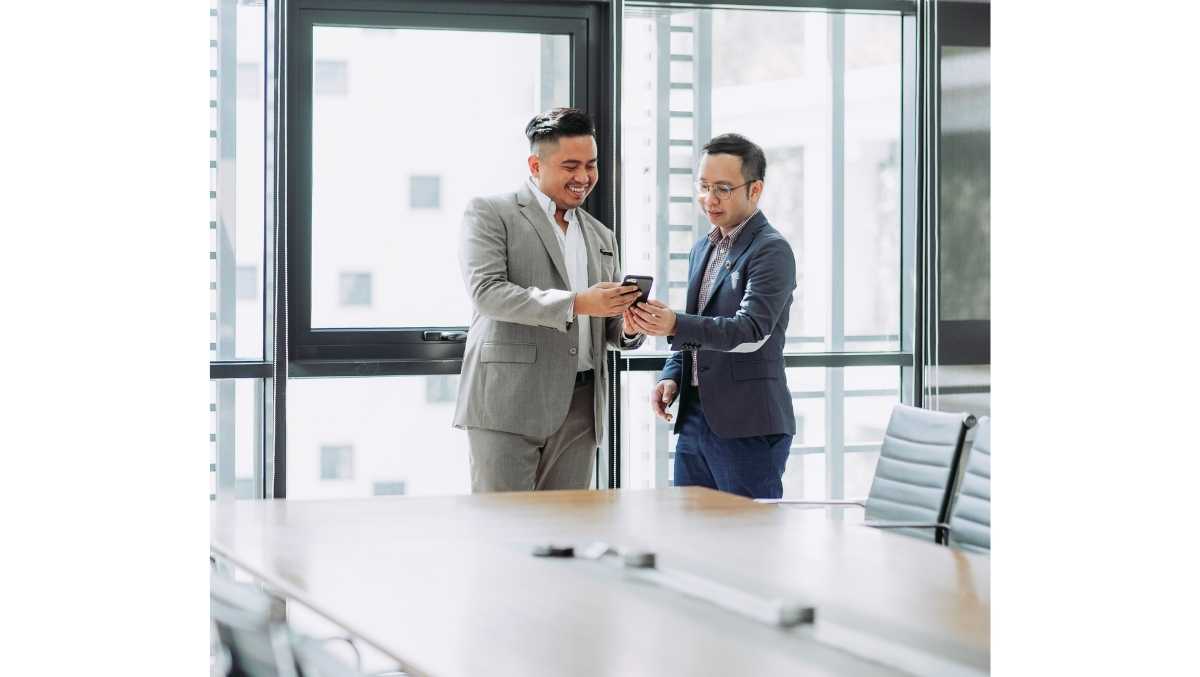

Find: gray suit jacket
<box><xmin>453</xmin><ymin>183</ymin><xmax>643</xmax><ymax>444</ymax></box>
<box><xmin>661</xmin><ymin>210</ymin><xmax>797</xmax><ymax>439</ymax></box>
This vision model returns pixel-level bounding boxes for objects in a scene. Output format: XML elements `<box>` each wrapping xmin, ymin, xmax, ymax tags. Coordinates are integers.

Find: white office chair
<box><xmin>759</xmin><ymin>403</ymin><xmax>975</xmax><ymax>544</ymax></box>
<box><xmin>211</xmin><ymin>571</ymin><xmax>407</xmax><ymax>677</ymax></box>
<box><xmin>946</xmin><ymin>416</ymin><xmax>991</xmax><ymax>552</ymax></box>
<box><xmin>210</xmin><ymin>573</ymin><xmax>299</xmax><ymax>677</ymax></box>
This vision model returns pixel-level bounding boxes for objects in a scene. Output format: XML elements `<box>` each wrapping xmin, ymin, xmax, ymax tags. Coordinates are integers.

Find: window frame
<box><xmin>285</xmin><ymin>0</ymin><xmax>611</xmax><ymax>368</ymax></box>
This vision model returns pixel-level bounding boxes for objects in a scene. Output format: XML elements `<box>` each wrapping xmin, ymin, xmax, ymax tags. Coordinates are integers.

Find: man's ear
<box><xmin>527</xmin><ymin>153</ymin><xmax>540</xmax><ymax>179</ymax></box>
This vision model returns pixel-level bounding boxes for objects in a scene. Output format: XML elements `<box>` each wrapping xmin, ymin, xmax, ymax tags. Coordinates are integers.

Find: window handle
<box><xmin>423</xmin><ymin>330</ymin><xmax>467</xmax><ymax>342</ymax></box>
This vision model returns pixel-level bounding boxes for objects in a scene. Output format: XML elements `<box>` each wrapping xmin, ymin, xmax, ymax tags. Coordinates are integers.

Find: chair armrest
<box><xmin>317</xmin><ymin>635</ymin><xmax>363</xmax><ymax>672</ymax></box>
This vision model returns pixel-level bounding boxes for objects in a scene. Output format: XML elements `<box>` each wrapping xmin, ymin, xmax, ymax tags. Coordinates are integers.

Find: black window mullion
<box><xmin>210</xmin><ymin>361</ymin><xmax>275</xmax><ymax>379</ymax></box>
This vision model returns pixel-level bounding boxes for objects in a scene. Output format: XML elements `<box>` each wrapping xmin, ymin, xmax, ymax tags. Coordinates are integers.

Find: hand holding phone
<box><xmin>621</xmin><ymin>275</ymin><xmax>654</xmax><ymax>305</ymax></box>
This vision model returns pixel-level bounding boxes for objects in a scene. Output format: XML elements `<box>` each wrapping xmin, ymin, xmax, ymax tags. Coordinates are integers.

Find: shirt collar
<box><xmin>527</xmin><ymin>176</ymin><xmax>578</xmax><ymax>225</ymax></box>
<box><xmin>707</xmin><ymin>209</ymin><xmax>759</xmax><ymax>246</ymax></box>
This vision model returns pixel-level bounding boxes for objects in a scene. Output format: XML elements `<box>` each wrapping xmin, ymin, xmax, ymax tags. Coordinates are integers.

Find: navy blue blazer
<box><xmin>660</xmin><ymin>210</ymin><xmax>796</xmax><ymax>439</ymax></box>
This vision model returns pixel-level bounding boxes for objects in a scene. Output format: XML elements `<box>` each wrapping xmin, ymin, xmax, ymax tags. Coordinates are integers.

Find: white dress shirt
<box><xmin>527</xmin><ymin>177</ymin><xmax>593</xmax><ymax>372</ymax></box>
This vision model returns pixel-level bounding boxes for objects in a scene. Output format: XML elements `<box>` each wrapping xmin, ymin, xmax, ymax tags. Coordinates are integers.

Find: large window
<box><xmin>287</xmin><ymin>2</ymin><xmax>605</xmax><ymax>364</ymax></box>
<box><xmin>307</xmin><ymin>26</ymin><xmax>571</xmax><ymax>330</ymax></box>
<box><xmin>287</xmin><ymin>376</ymin><xmax>470</xmax><ymax>499</ymax></box>
<box><xmin>209</xmin><ymin>0</ymin><xmax>275</xmax><ymax>501</ymax></box>
<box><xmin>208</xmin><ymin>1</ymin><xmax>985</xmax><ymax>500</ymax></box>
<box><xmin>210</xmin><ymin>378</ymin><xmax>268</xmax><ymax>500</ymax></box>
<box><xmin>618</xmin><ymin>4</ymin><xmax>911</xmax><ymax>499</ymax></box>
<box><xmin>621</xmin><ymin>7</ymin><xmax>902</xmax><ymax>355</ymax></box>
<box><xmin>271</xmin><ymin>1</ymin><xmax>608</xmax><ymax>498</ymax></box>
<box><xmin>210</xmin><ymin>0</ymin><xmax>266</xmax><ymax>363</ymax></box>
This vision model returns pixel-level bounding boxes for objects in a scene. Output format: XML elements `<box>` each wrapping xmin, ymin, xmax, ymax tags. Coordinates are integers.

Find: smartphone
<box><xmin>622</xmin><ymin>275</ymin><xmax>654</xmax><ymax>305</ymax></box>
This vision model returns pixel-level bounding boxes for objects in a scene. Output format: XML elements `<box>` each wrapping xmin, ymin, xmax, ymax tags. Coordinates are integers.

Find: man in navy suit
<box><xmin>628</xmin><ymin>133</ymin><xmax>796</xmax><ymax>499</ymax></box>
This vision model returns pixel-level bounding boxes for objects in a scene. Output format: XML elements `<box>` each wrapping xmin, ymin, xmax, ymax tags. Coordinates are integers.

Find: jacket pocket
<box><xmin>730</xmin><ymin>353</ymin><xmax>781</xmax><ymax>381</ymax></box>
<box><xmin>481</xmin><ymin>341</ymin><xmax>537</xmax><ymax>364</ymax></box>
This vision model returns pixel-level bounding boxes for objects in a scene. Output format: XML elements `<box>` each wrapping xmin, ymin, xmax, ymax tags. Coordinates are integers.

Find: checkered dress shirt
<box><xmin>691</xmin><ymin>210</ymin><xmax>757</xmax><ymax>385</ymax></box>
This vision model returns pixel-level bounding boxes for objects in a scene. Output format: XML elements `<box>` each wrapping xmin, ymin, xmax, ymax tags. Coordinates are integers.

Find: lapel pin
<box><xmin>724</xmin><ymin>260</ymin><xmax>732</xmax><ymax>270</ymax></box>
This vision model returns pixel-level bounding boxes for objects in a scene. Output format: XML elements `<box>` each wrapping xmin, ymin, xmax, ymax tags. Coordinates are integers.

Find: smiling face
<box><xmin>696</xmin><ymin>152</ymin><xmax>763</xmax><ymax>232</ymax></box>
<box><xmin>528</xmin><ymin>135</ymin><xmax>599</xmax><ymax>211</ymax></box>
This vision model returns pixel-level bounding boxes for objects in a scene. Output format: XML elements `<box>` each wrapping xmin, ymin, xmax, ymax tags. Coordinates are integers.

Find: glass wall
<box><xmin>622</xmin><ymin>7</ymin><xmax>902</xmax><ymax>355</ymax></box>
<box><xmin>619</xmin><ymin>5</ymin><xmax>907</xmax><ymax>499</ymax></box>
<box><xmin>210</xmin><ymin>0</ymin><xmax>265</xmax><ymax>362</ymax></box>
<box><xmin>286</xmin><ymin>375</ymin><xmax>471</xmax><ymax>499</ymax></box>
<box><xmin>209</xmin><ymin>0</ymin><xmax>273</xmax><ymax>500</ymax></box>
<box><xmin>210</xmin><ymin>378</ymin><xmax>267</xmax><ymax>500</ymax></box>
<box><xmin>205</xmin><ymin>2</ymin><xmax>985</xmax><ymax>501</ymax></box>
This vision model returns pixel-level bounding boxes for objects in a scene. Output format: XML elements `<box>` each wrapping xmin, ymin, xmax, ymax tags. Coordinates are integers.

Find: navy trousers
<box><xmin>673</xmin><ymin>391</ymin><xmax>792</xmax><ymax>499</ymax></box>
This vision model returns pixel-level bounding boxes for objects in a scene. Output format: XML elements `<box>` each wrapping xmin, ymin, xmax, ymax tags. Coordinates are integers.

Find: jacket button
<box><xmin>569</xmin><ymin>347</ymin><xmax>578</xmax><ymax>355</ymax></box>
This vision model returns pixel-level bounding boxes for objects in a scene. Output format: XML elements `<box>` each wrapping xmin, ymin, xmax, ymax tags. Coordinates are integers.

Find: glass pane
<box><xmin>287</xmin><ymin>375</ymin><xmax>471</xmax><ymax>499</ymax></box>
<box><xmin>620</xmin><ymin>366</ymin><xmax>898</xmax><ymax>499</ymax></box>
<box><xmin>209</xmin><ymin>0</ymin><xmax>266</xmax><ymax>360</ymax></box>
<box><xmin>935</xmin><ymin>45</ymin><xmax>990</xmax><ymax>416</ymax></box>
<box><xmin>621</xmin><ymin>8</ymin><xmax>902</xmax><ymax>354</ymax></box>
<box><xmin>310</xmin><ymin>27</ymin><xmax>572</xmax><ymax>328</ymax></box>
<box><xmin>621</xmin><ymin>371</ymin><xmax>677</xmax><ymax>490</ymax></box>
<box><xmin>939</xmin><ymin>46</ymin><xmax>990</xmax><ymax>322</ymax></box>
<box><xmin>210</xmin><ymin>378</ymin><xmax>266</xmax><ymax>501</ymax></box>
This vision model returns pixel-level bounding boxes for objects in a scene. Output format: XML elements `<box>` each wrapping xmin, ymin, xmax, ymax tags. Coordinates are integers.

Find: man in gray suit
<box><xmin>454</xmin><ymin>108</ymin><xmax>645</xmax><ymax>492</ymax></box>
<box><xmin>629</xmin><ymin>133</ymin><xmax>796</xmax><ymax>499</ymax></box>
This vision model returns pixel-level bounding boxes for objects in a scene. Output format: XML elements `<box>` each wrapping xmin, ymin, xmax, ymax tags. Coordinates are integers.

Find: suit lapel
<box><xmin>516</xmin><ymin>183</ymin><xmax>571</xmax><ymax>288</ymax></box>
<box><xmin>698</xmin><ymin>212</ymin><xmax>768</xmax><ymax>315</ymax></box>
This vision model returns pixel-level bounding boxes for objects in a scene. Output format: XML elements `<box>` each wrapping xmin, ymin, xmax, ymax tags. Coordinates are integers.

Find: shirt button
<box><xmin>569</xmin><ymin>347</ymin><xmax>578</xmax><ymax>355</ymax></box>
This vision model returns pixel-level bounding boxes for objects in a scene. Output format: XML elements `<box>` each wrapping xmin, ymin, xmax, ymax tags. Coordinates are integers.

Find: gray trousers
<box><xmin>467</xmin><ymin>380</ymin><xmax>596</xmax><ymax>492</ymax></box>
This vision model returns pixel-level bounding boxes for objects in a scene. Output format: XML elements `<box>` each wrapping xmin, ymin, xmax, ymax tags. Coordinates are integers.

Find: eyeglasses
<box><xmin>694</xmin><ymin>179</ymin><xmax>759</xmax><ymax>200</ymax></box>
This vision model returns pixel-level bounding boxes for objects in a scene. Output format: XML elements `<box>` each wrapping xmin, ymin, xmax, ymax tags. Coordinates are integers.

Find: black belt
<box><xmin>575</xmin><ymin>369</ymin><xmax>595</xmax><ymax>386</ymax></box>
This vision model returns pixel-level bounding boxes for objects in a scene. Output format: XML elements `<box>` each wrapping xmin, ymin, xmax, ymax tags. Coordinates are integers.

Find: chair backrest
<box><xmin>948</xmin><ymin>417</ymin><xmax>991</xmax><ymax>553</ymax></box>
<box><xmin>863</xmin><ymin>404</ymin><xmax>975</xmax><ymax>542</ymax></box>
<box><xmin>211</xmin><ymin>573</ymin><xmax>299</xmax><ymax>677</ymax></box>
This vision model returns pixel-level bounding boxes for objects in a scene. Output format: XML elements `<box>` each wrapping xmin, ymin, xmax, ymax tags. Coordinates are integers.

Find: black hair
<box><xmin>702</xmin><ymin>133</ymin><xmax>767</xmax><ymax>190</ymax></box>
<box><xmin>525</xmin><ymin>107</ymin><xmax>596</xmax><ymax>154</ymax></box>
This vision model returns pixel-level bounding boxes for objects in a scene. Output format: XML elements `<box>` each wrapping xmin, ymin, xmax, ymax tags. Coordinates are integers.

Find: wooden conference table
<box><xmin>210</xmin><ymin>487</ymin><xmax>989</xmax><ymax>677</ymax></box>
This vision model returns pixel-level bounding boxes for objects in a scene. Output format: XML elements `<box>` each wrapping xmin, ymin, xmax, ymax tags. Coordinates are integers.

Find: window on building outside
<box><xmin>339</xmin><ymin>271</ymin><xmax>372</xmax><ymax>307</ymax></box>
<box><xmin>410</xmin><ymin>175</ymin><xmax>441</xmax><ymax>209</ymax></box>
<box><xmin>320</xmin><ymin>445</ymin><xmax>354</xmax><ymax>481</ymax></box>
